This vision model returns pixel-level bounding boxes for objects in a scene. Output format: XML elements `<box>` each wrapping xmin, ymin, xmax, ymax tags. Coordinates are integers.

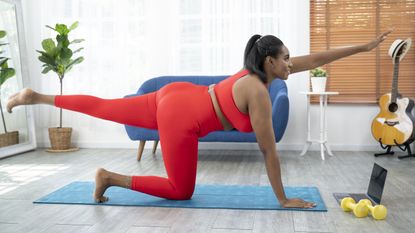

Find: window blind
<box><xmin>310</xmin><ymin>0</ymin><xmax>415</xmax><ymax>104</ymax></box>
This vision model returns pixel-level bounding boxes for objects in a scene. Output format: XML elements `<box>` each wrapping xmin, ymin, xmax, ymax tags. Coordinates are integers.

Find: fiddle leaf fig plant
<box><xmin>0</xmin><ymin>30</ymin><xmax>16</xmax><ymax>133</ymax></box>
<box><xmin>37</xmin><ymin>21</ymin><xmax>84</xmax><ymax>128</ymax></box>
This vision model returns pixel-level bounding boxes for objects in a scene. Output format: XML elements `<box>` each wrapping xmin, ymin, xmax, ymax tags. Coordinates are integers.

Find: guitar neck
<box><xmin>391</xmin><ymin>57</ymin><xmax>400</xmax><ymax>103</ymax></box>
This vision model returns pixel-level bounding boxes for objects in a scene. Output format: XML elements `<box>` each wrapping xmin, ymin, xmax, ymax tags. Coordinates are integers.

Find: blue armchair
<box><xmin>124</xmin><ymin>75</ymin><xmax>289</xmax><ymax>161</ymax></box>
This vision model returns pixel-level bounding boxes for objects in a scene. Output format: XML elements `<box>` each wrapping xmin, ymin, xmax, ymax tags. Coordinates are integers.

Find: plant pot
<box><xmin>0</xmin><ymin>131</ymin><xmax>19</xmax><ymax>148</ymax></box>
<box><xmin>311</xmin><ymin>76</ymin><xmax>327</xmax><ymax>93</ymax></box>
<box><xmin>48</xmin><ymin>127</ymin><xmax>75</xmax><ymax>151</ymax></box>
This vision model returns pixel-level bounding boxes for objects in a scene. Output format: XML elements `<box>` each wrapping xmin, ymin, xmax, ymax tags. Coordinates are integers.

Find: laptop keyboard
<box><xmin>350</xmin><ymin>194</ymin><xmax>370</xmax><ymax>202</ymax></box>
<box><xmin>333</xmin><ymin>193</ymin><xmax>375</xmax><ymax>205</ymax></box>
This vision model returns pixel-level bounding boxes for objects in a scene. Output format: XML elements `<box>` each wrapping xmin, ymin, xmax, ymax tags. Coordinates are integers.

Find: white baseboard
<box><xmin>37</xmin><ymin>141</ymin><xmax>381</xmax><ymax>151</ymax></box>
<box><xmin>36</xmin><ymin>141</ymin><xmax>260</xmax><ymax>150</ymax></box>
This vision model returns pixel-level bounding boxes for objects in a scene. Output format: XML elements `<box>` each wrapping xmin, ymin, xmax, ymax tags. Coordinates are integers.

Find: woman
<box><xmin>7</xmin><ymin>30</ymin><xmax>391</xmax><ymax>208</ymax></box>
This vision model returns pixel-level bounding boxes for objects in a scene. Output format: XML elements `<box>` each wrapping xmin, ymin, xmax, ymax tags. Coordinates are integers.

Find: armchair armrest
<box><xmin>124</xmin><ymin>94</ymin><xmax>138</xmax><ymax>98</ymax></box>
<box><xmin>269</xmin><ymin>80</ymin><xmax>289</xmax><ymax>142</ymax></box>
<box><xmin>271</xmin><ymin>90</ymin><xmax>289</xmax><ymax>142</ymax></box>
<box><xmin>124</xmin><ymin>88</ymin><xmax>146</xmax><ymax>98</ymax></box>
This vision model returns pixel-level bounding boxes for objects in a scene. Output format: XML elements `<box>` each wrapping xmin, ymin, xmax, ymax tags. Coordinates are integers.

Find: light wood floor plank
<box><xmin>253</xmin><ymin>210</ymin><xmax>294</xmax><ymax>233</ymax></box>
<box><xmin>126</xmin><ymin>226</ymin><xmax>170</xmax><ymax>233</ymax></box>
<box><xmin>41</xmin><ymin>224</ymin><xmax>91</xmax><ymax>233</ymax></box>
<box><xmin>169</xmin><ymin>208</ymin><xmax>218</xmax><ymax>233</ymax></box>
<box><xmin>212</xmin><ymin>209</ymin><xmax>255</xmax><ymax>230</ymax></box>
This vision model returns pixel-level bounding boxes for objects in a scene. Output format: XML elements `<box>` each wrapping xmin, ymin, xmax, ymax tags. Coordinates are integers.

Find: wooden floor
<box><xmin>0</xmin><ymin>148</ymin><xmax>414</xmax><ymax>233</ymax></box>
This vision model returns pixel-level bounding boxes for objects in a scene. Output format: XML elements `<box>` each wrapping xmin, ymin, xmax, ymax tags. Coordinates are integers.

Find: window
<box><xmin>42</xmin><ymin>0</ymin><xmax>280</xmax><ymax>81</ymax></box>
<box><xmin>310</xmin><ymin>0</ymin><xmax>415</xmax><ymax>104</ymax></box>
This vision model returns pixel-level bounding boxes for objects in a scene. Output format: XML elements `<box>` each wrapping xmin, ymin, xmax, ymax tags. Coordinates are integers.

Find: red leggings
<box><xmin>55</xmin><ymin>82</ymin><xmax>223</xmax><ymax>200</ymax></box>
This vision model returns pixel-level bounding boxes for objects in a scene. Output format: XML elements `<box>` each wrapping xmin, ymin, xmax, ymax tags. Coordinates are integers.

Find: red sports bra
<box><xmin>214</xmin><ymin>69</ymin><xmax>253</xmax><ymax>132</ymax></box>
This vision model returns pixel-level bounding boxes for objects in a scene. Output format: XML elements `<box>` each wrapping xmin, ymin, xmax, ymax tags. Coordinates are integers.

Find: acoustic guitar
<box><xmin>371</xmin><ymin>39</ymin><xmax>415</xmax><ymax>146</ymax></box>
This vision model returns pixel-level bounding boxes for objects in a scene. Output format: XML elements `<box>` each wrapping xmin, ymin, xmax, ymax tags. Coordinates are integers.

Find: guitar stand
<box><xmin>375</xmin><ymin>139</ymin><xmax>415</xmax><ymax>159</ymax></box>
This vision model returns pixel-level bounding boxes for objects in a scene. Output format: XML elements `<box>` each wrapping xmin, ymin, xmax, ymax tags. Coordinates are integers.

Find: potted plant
<box><xmin>0</xmin><ymin>30</ymin><xmax>18</xmax><ymax>147</ymax></box>
<box><xmin>37</xmin><ymin>22</ymin><xmax>84</xmax><ymax>152</ymax></box>
<box><xmin>310</xmin><ymin>67</ymin><xmax>327</xmax><ymax>93</ymax></box>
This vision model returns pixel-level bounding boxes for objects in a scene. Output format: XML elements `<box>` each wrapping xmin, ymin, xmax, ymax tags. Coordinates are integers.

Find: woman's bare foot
<box><xmin>93</xmin><ymin>168</ymin><xmax>111</xmax><ymax>203</ymax></box>
<box><xmin>7</xmin><ymin>88</ymin><xmax>36</xmax><ymax>113</ymax></box>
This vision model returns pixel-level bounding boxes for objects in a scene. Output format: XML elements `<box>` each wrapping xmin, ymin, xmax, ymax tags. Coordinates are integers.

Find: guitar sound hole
<box><xmin>389</xmin><ymin>103</ymin><xmax>398</xmax><ymax>112</ymax></box>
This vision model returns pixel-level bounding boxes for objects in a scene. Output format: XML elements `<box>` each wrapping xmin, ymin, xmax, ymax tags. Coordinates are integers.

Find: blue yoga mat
<box><xmin>34</xmin><ymin>181</ymin><xmax>327</xmax><ymax>211</ymax></box>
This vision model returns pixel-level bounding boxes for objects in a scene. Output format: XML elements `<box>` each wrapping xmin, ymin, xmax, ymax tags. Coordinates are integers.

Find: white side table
<box><xmin>300</xmin><ymin>91</ymin><xmax>339</xmax><ymax>160</ymax></box>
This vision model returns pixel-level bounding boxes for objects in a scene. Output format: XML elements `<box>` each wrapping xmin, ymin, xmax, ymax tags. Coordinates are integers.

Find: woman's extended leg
<box><xmin>7</xmin><ymin>88</ymin><xmax>158</xmax><ymax>129</ymax></box>
<box><xmin>7</xmin><ymin>88</ymin><xmax>54</xmax><ymax>112</ymax></box>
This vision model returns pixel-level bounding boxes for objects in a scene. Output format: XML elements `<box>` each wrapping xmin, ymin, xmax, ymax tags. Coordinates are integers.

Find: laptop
<box><xmin>333</xmin><ymin>163</ymin><xmax>388</xmax><ymax>205</ymax></box>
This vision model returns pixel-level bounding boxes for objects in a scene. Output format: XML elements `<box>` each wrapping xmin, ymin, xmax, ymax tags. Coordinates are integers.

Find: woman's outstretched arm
<box><xmin>290</xmin><ymin>30</ymin><xmax>392</xmax><ymax>74</ymax></box>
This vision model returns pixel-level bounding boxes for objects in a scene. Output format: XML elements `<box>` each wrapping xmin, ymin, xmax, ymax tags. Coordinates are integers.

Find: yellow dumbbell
<box><xmin>360</xmin><ymin>199</ymin><xmax>387</xmax><ymax>220</ymax></box>
<box><xmin>340</xmin><ymin>197</ymin><xmax>369</xmax><ymax>218</ymax></box>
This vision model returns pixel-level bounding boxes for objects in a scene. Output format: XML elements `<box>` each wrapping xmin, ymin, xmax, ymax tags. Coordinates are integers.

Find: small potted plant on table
<box><xmin>310</xmin><ymin>67</ymin><xmax>328</xmax><ymax>93</ymax></box>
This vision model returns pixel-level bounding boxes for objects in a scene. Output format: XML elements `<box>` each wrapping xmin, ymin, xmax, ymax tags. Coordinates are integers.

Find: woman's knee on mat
<box><xmin>168</xmin><ymin>186</ymin><xmax>194</xmax><ymax>200</ymax></box>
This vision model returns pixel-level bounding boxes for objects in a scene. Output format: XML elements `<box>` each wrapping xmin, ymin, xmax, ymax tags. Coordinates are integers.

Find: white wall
<box><xmin>21</xmin><ymin>1</ymin><xmax>385</xmax><ymax>151</ymax></box>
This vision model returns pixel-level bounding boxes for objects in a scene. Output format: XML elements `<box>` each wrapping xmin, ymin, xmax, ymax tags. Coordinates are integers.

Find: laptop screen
<box><xmin>367</xmin><ymin>163</ymin><xmax>388</xmax><ymax>204</ymax></box>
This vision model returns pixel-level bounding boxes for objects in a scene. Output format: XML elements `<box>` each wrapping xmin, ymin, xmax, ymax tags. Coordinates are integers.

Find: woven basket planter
<box><xmin>48</xmin><ymin>127</ymin><xmax>73</xmax><ymax>150</ymax></box>
<box><xmin>0</xmin><ymin>131</ymin><xmax>19</xmax><ymax>147</ymax></box>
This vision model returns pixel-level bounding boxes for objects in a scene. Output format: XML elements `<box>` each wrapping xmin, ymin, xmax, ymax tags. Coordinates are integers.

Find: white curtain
<box><xmin>31</xmin><ymin>0</ymin><xmax>282</xmax><ymax>147</ymax></box>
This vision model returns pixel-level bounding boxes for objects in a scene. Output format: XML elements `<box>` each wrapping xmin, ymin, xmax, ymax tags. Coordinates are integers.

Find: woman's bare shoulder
<box><xmin>233</xmin><ymin>73</ymin><xmax>269</xmax><ymax>113</ymax></box>
<box><xmin>236</xmin><ymin>73</ymin><xmax>268</xmax><ymax>96</ymax></box>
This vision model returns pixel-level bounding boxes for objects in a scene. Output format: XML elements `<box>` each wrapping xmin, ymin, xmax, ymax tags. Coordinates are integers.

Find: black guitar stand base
<box><xmin>375</xmin><ymin>139</ymin><xmax>414</xmax><ymax>159</ymax></box>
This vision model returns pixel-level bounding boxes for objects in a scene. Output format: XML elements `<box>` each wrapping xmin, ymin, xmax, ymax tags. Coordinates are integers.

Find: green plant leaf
<box><xmin>0</xmin><ymin>43</ymin><xmax>8</xmax><ymax>46</ymax></box>
<box><xmin>45</xmin><ymin>25</ymin><xmax>56</xmax><ymax>31</ymax></box>
<box><xmin>73</xmin><ymin>56</ymin><xmax>84</xmax><ymax>65</ymax></box>
<box><xmin>0</xmin><ymin>58</ymin><xmax>8</xmax><ymax>68</ymax></box>
<box><xmin>41</xmin><ymin>66</ymin><xmax>53</xmax><ymax>74</ymax></box>
<box><xmin>55</xmin><ymin>24</ymin><xmax>70</xmax><ymax>35</ymax></box>
<box><xmin>0</xmin><ymin>30</ymin><xmax>6</xmax><ymax>38</ymax></box>
<box><xmin>73</xmin><ymin>47</ymin><xmax>84</xmax><ymax>54</ymax></box>
<box><xmin>37</xmin><ymin>50</ymin><xmax>56</xmax><ymax>66</ymax></box>
<box><xmin>66</xmin><ymin>56</ymin><xmax>84</xmax><ymax>71</ymax></box>
<box><xmin>60</xmin><ymin>47</ymin><xmax>73</xmax><ymax>60</ymax></box>
<box><xmin>0</xmin><ymin>68</ymin><xmax>15</xmax><ymax>85</ymax></box>
<box><xmin>41</xmin><ymin>39</ymin><xmax>56</xmax><ymax>55</ymax></box>
<box><xmin>38</xmin><ymin>55</ymin><xmax>55</xmax><ymax>66</ymax></box>
<box><xmin>70</xmin><ymin>39</ymin><xmax>84</xmax><ymax>44</ymax></box>
<box><xmin>56</xmin><ymin>34</ymin><xmax>70</xmax><ymax>48</ymax></box>
<box><xmin>69</xmin><ymin>21</ymin><xmax>79</xmax><ymax>31</ymax></box>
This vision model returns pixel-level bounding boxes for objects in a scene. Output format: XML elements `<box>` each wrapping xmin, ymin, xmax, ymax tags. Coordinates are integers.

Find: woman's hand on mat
<box><xmin>281</xmin><ymin>198</ymin><xmax>317</xmax><ymax>208</ymax></box>
<box><xmin>364</xmin><ymin>29</ymin><xmax>393</xmax><ymax>52</ymax></box>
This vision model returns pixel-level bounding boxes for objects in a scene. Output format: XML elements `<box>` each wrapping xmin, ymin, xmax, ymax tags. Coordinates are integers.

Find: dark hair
<box><xmin>243</xmin><ymin>34</ymin><xmax>284</xmax><ymax>83</ymax></box>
